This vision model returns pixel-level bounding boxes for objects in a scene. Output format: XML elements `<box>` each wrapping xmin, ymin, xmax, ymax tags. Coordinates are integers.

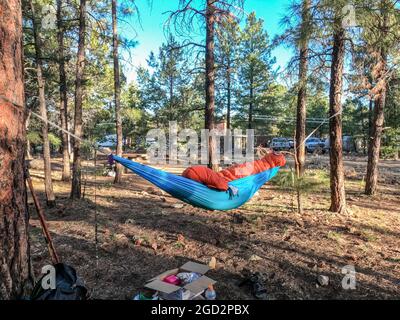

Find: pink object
<box><xmin>163</xmin><ymin>275</ymin><xmax>181</xmax><ymax>285</ymax></box>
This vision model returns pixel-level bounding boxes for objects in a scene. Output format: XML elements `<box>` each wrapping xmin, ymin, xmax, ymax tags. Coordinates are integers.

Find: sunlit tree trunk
<box><xmin>365</xmin><ymin>2</ymin><xmax>389</xmax><ymax>195</ymax></box>
<box><xmin>112</xmin><ymin>0</ymin><xmax>123</xmax><ymax>184</ymax></box>
<box><xmin>248</xmin><ymin>73</ymin><xmax>254</xmax><ymax>129</ymax></box>
<box><xmin>169</xmin><ymin>75</ymin><xmax>174</xmax><ymax>121</ymax></box>
<box><xmin>328</xmin><ymin>25</ymin><xmax>346</xmax><ymax>214</ymax></box>
<box><xmin>30</xmin><ymin>0</ymin><xmax>56</xmax><ymax>207</ymax></box>
<box><xmin>368</xmin><ymin>98</ymin><xmax>373</xmax><ymax>137</ymax></box>
<box><xmin>295</xmin><ymin>0</ymin><xmax>310</xmax><ymax>176</ymax></box>
<box><xmin>0</xmin><ymin>0</ymin><xmax>34</xmax><ymax>299</ymax></box>
<box><xmin>25</xmin><ymin>109</ymin><xmax>32</xmax><ymax>159</ymax></box>
<box><xmin>71</xmin><ymin>0</ymin><xmax>87</xmax><ymax>199</ymax></box>
<box><xmin>205</xmin><ymin>0</ymin><xmax>219</xmax><ymax>171</ymax></box>
<box><xmin>57</xmin><ymin>0</ymin><xmax>71</xmax><ymax>182</ymax></box>
<box><xmin>226</xmin><ymin>55</ymin><xmax>231</xmax><ymax>129</ymax></box>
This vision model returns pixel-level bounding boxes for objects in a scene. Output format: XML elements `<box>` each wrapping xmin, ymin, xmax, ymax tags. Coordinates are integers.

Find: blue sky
<box><xmin>120</xmin><ymin>0</ymin><xmax>294</xmax><ymax>83</ymax></box>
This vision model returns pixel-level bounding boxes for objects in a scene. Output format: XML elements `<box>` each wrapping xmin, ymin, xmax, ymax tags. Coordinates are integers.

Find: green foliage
<box><xmin>27</xmin><ymin>131</ymin><xmax>61</xmax><ymax>150</ymax></box>
<box><xmin>48</xmin><ymin>133</ymin><xmax>61</xmax><ymax>150</ymax></box>
<box><xmin>237</xmin><ymin>12</ymin><xmax>275</xmax><ymax>126</ymax></box>
<box><xmin>380</xmin><ymin>146</ymin><xmax>398</xmax><ymax>159</ymax></box>
<box><xmin>21</xmin><ymin>0</ymin><xmax>400</xmax><ymax>170</ymax></box>
<box><xmin>215</xmin><ymin>16</ymin><xmax>240</xmax><ymax>119</ymax></box>
<box><xmin>137</xmin><ymin>36</ymin><xmax>204</xmax><ymax>130</ymax></box>
<box><xmin>27</xmin><ymin>131</ymin><xmax>42</xmax><ymax>145</ymax></box>
<box><xmin>381</xmin><ymin>127</ymin><xmax>400</xmax><ymax>159</ymax></box>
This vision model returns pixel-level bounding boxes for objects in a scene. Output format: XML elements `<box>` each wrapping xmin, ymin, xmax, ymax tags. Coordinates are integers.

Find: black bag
<box><xmin>31</xmin><ymin>263</ymin><xmax>88</xmax><ymax>300</ymax></box>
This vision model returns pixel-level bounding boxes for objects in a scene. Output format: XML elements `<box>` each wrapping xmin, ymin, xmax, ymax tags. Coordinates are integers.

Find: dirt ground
<box><xmin>28</xmin><ymin>154</ymin><xmax>400</xmax><ymax>300</ymax></box>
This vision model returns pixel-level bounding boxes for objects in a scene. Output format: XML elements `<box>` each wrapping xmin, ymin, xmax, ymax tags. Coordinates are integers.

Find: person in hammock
<box><xmin>182</xmin><ymin>150</ymin><xmax>286</xmax><ymax>192</ymax></box>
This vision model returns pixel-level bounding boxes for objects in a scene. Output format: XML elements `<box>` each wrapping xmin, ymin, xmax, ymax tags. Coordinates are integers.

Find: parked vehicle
<box><xmin>270</xmin><ymin>138</ymin><xmax>290</xmax><ymax>151</ymax></box>
<box><xmin>98</xmin><ymin>134</ymin><xmax>117</xmax><ymax>148</ymax></box>
<box><xmin>305</xmin><ymin>137</ymin><xmax>324</xmax><ymax>153</ymax></box>
<box><xmin>288</xmin><ymin>138</ymin><xmax>294</xmax><ymax>149</ymax></box>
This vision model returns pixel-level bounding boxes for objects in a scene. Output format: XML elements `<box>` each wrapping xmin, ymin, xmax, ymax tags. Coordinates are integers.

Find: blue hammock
<box><xmin>112</xmin><ymin>155</ymin><xmax>281</xmax><ymax>211</ymax></box>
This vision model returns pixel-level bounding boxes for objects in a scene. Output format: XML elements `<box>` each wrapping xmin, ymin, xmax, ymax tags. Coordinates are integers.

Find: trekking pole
<box><xmin>25</xmin><ymin>167</ymin><xmax>60</xmax><ymax>265</ymax></box>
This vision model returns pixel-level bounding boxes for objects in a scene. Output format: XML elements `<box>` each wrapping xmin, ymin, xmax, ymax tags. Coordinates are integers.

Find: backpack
<box><xmin>31</xmin><ymin>263</ymin><xmax>88</xmax><ymax>300</ymax></box>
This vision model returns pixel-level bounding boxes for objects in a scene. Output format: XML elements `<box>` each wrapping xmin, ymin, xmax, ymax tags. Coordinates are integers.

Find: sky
<box><xmin>120</xmin><ymin>0</ymin><xmax>294</xmax><ymax>83</ymax></box>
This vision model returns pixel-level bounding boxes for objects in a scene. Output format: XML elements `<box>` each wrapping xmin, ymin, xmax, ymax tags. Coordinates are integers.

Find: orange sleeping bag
<box><xmin>182</xmin><ymin>152</ymin><xmax>286</xmax><ymax>191</ymax></box>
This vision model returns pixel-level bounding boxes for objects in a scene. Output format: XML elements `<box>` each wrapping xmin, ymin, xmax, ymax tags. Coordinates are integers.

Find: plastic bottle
<box><xmin>205</xmin><ymin>284</ymin><xmax>216</xmax><ymax>300</ymax></box>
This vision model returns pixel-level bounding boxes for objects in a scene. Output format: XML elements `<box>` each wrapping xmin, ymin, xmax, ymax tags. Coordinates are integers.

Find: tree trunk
<box><xmin>226</xmin><ymin>58</ymin><xmax>231</xmax><ymax>130</ymax></box>
<box><xmin>25</xmin><ymin>109</ymin><xmax>32</xmax><ymax>160</ymax></box>
<box><xmin>112</xmin><ymin>0</ymin><xmax>123</xmax><ymax>184</ymax></box>
<box><xmin>328</xmin><ymin>26</ymin><xmax>346</xmax><ymax>214</ymax></box>
<box><xmin>361</xmin><ymin>103</ymin><xmax>368</xmax><ymax>155</ymax></box>
<box><xmin>205</xmin><ymin>0</ymin><xmax>219</xmax><ymax>171</ymax></box>
<box><xmin>365</xmin><ymin>85</ymin><xmax>387</xmax><ymax>196</ymax></box>
<box><xmin>70</xmin><ymin>0</ymin><xmax>87</xmax><ymax>199</ymax></box>
<box><xmin>295</xmin><ymin>47</ymin><xmax>308</xmax><ymax>175</ymax></box>
<box><xmin>169</xmin><ymin>75</ymin><xmax>174</xmax><ymax>121</ymax></box>
<box><xmin>248</xmin><ymin>80</ymin><xmax>254</xmax><ymax>130</ymax></box>
<box><xmin>0</xmin><ymin>0</ymin><xmax>34</xmax><ymax>299</ymax></box>
<box><xmin>368</xmin><ymin>98</ymin><xmax>373</xmax><ymax>137</ymax></box>
<box><xmin>30</xmin><ymin>0</ymin><xmax>56</xmax><ymax>207</ymax></box>
<box><xmin>365</xmin><ymin>3</ymin><xmax>388</xmax><ymax>195</ymax></box>
<box><xmin>295</xmin><ymin>0</ymin><xmax>310</xmax><ymax>176</ymax></box>
<box><xmin>57</xmin><ymin>0</ymin><xmax>71</xmax><ymax>182</ymax></box>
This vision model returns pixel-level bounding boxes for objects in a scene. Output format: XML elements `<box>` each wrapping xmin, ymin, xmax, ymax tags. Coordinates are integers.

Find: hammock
<box><xmin>112</xmin><ymin>155</ymin><xmax>281</xmax><ymax>211</ymax></box>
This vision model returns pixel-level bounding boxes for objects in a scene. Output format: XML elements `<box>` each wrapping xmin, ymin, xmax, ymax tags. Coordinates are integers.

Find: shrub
<box><xmin>48</xmin><ymin>133</ymin><xmax>62</xmax><ymax>150</ymax></box>
<box><xmin>27</xmin><ymin>131</ymin><xmax>42</xmax><ymax>145</ymax></box>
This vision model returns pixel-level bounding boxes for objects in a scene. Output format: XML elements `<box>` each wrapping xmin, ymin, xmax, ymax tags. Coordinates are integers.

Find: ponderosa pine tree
<box><xmin>204</xmin><ymin>0</ymin><xmax>219</xmax><ymax>170</ymax></box>
<box><xmin>57</xmin><ymin>0</ymin><xmax>71</xmax><ymax>182</ymax></box>
<box><xmin>0</xmin><ymin>0</ymin><xmax>34</xmax><ymax>299</ymax></box>
<box><xmin>295</xmin><ymin>0</ymin><xmax>311</xmax><ymax>176</ymax></box>
<box><xmin>364</xmin><ymin>0</ymin><xmax>399</xmax><ymax>195</ymax></box>
<box><xmin>112</xmin><ymin>0</ymin><xmax>123</xmax><ymax>184</ymax></box>
<box><xmin>167</xmin><ymin>0</ymin><xmax>244</xmax><ymax>171</ymax></box>
<box><xmin>328</xmin><ymin>8</ymin><xmax>346</xmax><ymax>213</ymax></box>
<box><xmin>237</xmin><ymin>12</ymin><xmax>274</xmax><ymax>130</ymax></box>
<box><xmin>71</xmin><ymin>0</ymin><xmax>87</xmax><ymax>199</ymax></box>
<box><xmin>215</xmin><ymin>16</ymin><xmax>240</xmax><ymax>129</ymax></box>
<box><xmin>29</xmin><ymin>0</ymin><xmax>56</xmax><ymax>207</ymax></box>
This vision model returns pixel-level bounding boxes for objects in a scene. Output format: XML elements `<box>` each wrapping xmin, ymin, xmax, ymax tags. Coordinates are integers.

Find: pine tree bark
<box><xmin>295</xmin><ymin>0</ymin><xmax>310</xmax><ymax>176</ymax></box>
<box><xmin>226</xmin><ymin>56</ymin><xmax>231</xmax><ymax>129</ymax></box>
<box><xmin>71</xmin><ymin>0</ymin><xmax>87</xmax><ymax>199</ymax></box>
<box><xmin>365</xmin><ymin>2</ymin><xmax>388</xmax><ymax>195</ymax></box>
<box><xmin>205</xmin><ymin>0</ymin><xmax>219</xmax><ymax>171</ymax></box>
<box><xmin>57</xmin><ymin>0</ymin><xmax>71</xmax><ymax>182</ymax></box>
<box><xmin>248</xmin><ymin>74</ymin><xmax>254</xmax><ymax>130</ymax></box>
<box><xmin>0</xmin><ymin>0</ymin><xmax>34</xmax><ymax>299</ymax></box>
<box><xmin>25</xmin><ymin>109</ymin><xmax>32</xmax><ymax>159</ymax></box>
<box><xmin>365</xmin><ymin>85</ymin><xmax>386</xmax><ymax>196</ymax></box>
<box><xmin>368</xmin><ymin>98</ymin><xmax>373</xmax><ymax>137</ymax></box>
<box><xmin>30</xmin><ymin>0</ymin><xmax>56</xmax><ymax>207</ymax></box>
<box><xmin>112</xmin><ymin>0</ymin><xmax>123</xmax><ymax>184</ymax></box>
<box><xmin>169</xmin><ymin>75</ymin><xmax>174</xmax><ymax>121</ymax></box>
<box><xmin>328</xmin><ymin>26</ymin><xmax>346</xmax><ymax>213</ymax></box>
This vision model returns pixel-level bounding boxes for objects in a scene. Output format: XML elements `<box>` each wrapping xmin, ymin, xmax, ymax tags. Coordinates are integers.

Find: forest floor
<box><xmin>28</xmin><ymin>154</ymin><xmax>400</xmax><ymax>300</ymax></box>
